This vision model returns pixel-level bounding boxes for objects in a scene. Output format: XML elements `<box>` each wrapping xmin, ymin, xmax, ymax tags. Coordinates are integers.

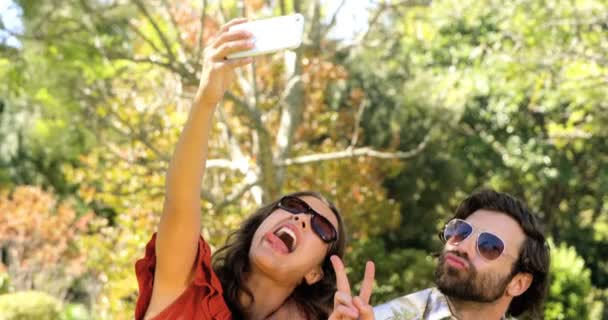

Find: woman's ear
<box><xmin>304</xmin><ymin>266</ymin><xmax>324</xmax><ymax>285</ymax></box>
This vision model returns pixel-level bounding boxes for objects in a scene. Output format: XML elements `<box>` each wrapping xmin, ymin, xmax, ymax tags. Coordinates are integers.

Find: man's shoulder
<box><xmin>373</xmin><ymin>288</ymin><xmax>441</xmax><ymax>320</ymax></box>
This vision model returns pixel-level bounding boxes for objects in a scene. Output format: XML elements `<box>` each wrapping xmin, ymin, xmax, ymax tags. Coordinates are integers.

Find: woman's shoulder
<box><xmin>134</xmin><ymin>233</ymin><xmax>230</xmax><ymax>320</ymax></box>
<box><xmin>135</xmin><ymin>233</ymin><xmax>220</xmax><ymax>285</ymax></box>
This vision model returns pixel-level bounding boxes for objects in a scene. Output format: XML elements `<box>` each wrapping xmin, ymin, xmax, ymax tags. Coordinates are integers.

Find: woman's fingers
<box><xmin>334</xmin><ymin>291</ymin><xmax>352</xmax><ymax>305</ymax></box>
<box><xmin>205</xmin><ymin>18</ymin><xmax>252</xmax><ymax>61</ymax></box>
<box><xmin>219</xmin><ymin>17</ymin><xmax>248</xmax><ymax>33</ymax></box>
<box><xmin>214</xmin><ymin>39</ymin><xmax>255</xmax><ymax>61</ymax></box>
<box><xmin>332</xmin><ymin>305</ymin><xmax>359</xmax><ymax>319</ymax></box>
<box><xmin>222</xmin><ymin>57</ymin><xmax>253</xmax><ymax>68</ymax></box>
<box><xmin>211</xmin><ymin>29</ymin><xmax>252</xmax><ymax>49</ymax></box>
<box><xmin>359</xmin><ymin>261</ymin><xmax>375</xmax><ymax>303</ymax></box>
<box><xmin>330</xmin><ymin>256</ymin><xmax>376</xmax><ymax>320</ymax></box>
<box><xmin>331</xmin><ymin>255</ymin><xmax>352</xmax><ymax>295</ymax></box>
<box><xmin>330</xmin><ymin>293</ymin><xmax>359</xmax><ymax>320</ymax></box>
<box><xmin>353</xmin><ymin>297</ymin><xmax>375</xmax><ymax>320</ymax></box>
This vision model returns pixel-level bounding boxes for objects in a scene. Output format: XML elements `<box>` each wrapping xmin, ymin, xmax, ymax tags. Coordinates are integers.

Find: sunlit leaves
<box><xmin>0</xmin><ymin>186</ymin><xmax>93</xmax><ymax>298</ymax></box>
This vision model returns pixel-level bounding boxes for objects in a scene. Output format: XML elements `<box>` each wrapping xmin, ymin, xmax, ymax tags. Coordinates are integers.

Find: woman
<box><xmin>134</xmin><ymin>18</ymin><xmax>346</xmax><ymax>320</ymax></box>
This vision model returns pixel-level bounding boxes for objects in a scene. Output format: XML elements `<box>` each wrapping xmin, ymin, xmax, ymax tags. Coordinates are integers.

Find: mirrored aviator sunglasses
<box><xmin>277</xmin><ymin>196</ymin><xmax>338</xmax><ymax>243</ymax></box>
<box><xmin>440</xmin><ymin>218</ymin><xmax>507</xmax><ymax>261</ymax></box>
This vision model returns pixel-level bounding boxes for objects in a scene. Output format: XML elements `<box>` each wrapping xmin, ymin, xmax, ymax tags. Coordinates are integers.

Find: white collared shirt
<box><xmin>373</xmin><ymin>287</ymin><xmax>513</xmax><ymax>320</ymax></box>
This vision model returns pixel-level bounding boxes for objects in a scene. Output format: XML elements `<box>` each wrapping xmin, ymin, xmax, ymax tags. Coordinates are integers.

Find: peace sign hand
<box><xmin>329</xmin><ymin>255</ymin><xmax>376</xmax><ymax>320</ymax></box>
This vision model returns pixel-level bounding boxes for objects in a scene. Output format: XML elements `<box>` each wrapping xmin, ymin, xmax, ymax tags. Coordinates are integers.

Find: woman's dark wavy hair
<box><xmin>211</xmin><ymin>191</ymin><xmax>346</xmax><ymax>319</ymax></box>
<box><xmin>452</xmin><ymin>189</ymin><xmax>550</xmax><ymax>319</ymax></box>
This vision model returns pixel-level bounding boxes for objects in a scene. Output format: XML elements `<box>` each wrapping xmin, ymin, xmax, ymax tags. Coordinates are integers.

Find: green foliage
<box><xmin>60</xmin><ymin>304</ymin><xmax>90</xmax><ymax>320</ymax></box>
<box><xmin>345</xmin><ymin>238</ymin><xmax>435</xmax><ymax>305</ymax></box>
<box><xmin>2</xmin><ymin>0</ymin><xmax>608</xmax><ymax>318</ymax></box>
<box><xmin>0</xmin><ymin>36</ymin><xmax>94</xmax><ymax>195</ymax></box>
<box><xmin>0</xmin><ymin>186</ymin><xmax>92</xmax><ymax>300</ymax></box>
<box><xmin>0</xmin><ymin>291</ymin><xmax>61</xmax><ymax>320</ymax></box>
<box><xmin>340</xmin><ymin>1</ymin><xmax>608</xmax><ymax>318</ymax></box>
<box><xmin>588</xmin><ymin>289</ymin><xmax>608</xmax><ymax>320</ymax></box>
<box><xmin>545</xmin><ymin>241</ymin><xmax>593</xmax><ymax>320</ymax></box>
<box><xmin>0</xmin><ymin>272</ymin><xmax>10</xmax><ymax>295</ymax></box>
<box><xmin>79</xmin><ymin>207</ymin><xmax>158</xmax><ymax>318</ymax></box>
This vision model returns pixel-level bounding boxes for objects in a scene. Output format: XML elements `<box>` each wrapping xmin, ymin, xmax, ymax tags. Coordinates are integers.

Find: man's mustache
<box><xmin>433</xmin><ymin>250</ymin><xmax>473</xmax><ymax>266</ymax></box>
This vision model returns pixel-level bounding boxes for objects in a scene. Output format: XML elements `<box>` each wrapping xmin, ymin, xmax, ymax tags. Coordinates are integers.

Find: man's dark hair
<box><xmin>452</xmin><ymin>189</ymin><xmax>550</xmax><ymax>318</ymax></box>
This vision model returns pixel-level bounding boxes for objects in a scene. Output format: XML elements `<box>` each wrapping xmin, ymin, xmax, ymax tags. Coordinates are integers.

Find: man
<box><xmin>374</xmin><ymin>189</ymin><xmax>550</xmax><ymax>320</ymax></box>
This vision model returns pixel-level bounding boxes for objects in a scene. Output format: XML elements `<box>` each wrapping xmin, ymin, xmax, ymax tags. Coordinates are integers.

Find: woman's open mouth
<box><xmin>264</xmin><ymin>224</ymin><xmax>299</xmax><ymax>254</ymax></box>
<box><xmin>274</xmin><ymin>226</ymin><xmax>297</xmax><ymax>252</ymax></box>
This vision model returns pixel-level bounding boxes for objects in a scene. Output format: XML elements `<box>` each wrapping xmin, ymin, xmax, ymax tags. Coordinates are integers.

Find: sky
<box><xmin>0</xmin><ymin>0</ymin><xmax>22</xmax><ymax>47</ymax></box>
<box><xmin>0</xmin><ymin>0</ymin><xmax>373</xmax><ymax>47</ymax></box>
<box><xmin>322</xmin><ymin>0</ymin><xmax>375</xmax><ymax>41</ymax></box>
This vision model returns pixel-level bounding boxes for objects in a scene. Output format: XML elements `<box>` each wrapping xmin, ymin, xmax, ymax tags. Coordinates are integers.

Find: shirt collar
<box><xmin>430</xmin><ymin>288</ymin><xmax>510</xmax><ymax>320</ymax></box>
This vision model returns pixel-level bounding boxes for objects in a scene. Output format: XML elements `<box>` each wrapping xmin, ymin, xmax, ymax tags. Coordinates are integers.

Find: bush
<box><xmin>346</xmin><ymin>238</ymin><xmax>436</xmax><ymax>305</ymax></box>
<box><xmin>0</xmin><ymin>272</ymin><xmax>9</xmax><ymax>294</ymax></box>
<box><xmin>545</xmin><ymin>241</ymin><xmax>593</xmax><ymax>320</ymax></box>
<box><xmin>0</xmin><ymin>187</ymin><xmax>93</xmax><ymax>299</ymax></box>
<box><xmin>0</xmin><ymin>291</ymin><xmax>61</xmax><ymax>320</ymax></box>
<box><xmin>60</xmin><ymin>303</ymin><xmax>90</xmax><ymax>320</ymax></box>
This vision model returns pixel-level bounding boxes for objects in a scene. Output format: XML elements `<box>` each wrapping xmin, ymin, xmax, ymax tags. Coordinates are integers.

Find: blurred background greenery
<box><xmin>1</xmin><ymin>0</ymin><xmax>607</xmax><ymax>319</ymax></box>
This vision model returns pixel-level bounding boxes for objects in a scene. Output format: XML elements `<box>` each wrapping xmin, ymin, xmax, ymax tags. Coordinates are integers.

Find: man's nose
<box><xmin>446</xmin><ymin>233</ymin><xmax>476</xmax><ymax>258</ymax></box>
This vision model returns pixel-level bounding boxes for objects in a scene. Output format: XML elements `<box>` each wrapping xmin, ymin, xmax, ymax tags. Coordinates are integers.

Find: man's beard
<box><xmin>434</xmin><ymin>250</ymin><xmax>516</xmax><ymax>302</ymax></box>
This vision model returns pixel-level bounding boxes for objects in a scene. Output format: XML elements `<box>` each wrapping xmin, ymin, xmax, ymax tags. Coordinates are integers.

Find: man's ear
<box><xmin>304</xmin><ymin>266</ymin><xmax>324</xmax><ymax>285</ymax></box>
<box><xmin>507</xmin><ymin>272</ymin><xmax>533</xmax><ymax>297</ymax></box>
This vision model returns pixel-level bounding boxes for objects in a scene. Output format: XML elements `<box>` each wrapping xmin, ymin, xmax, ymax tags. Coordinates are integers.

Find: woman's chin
<box><xmin>249</xmin><ymin>247</ymin><xmax>296</xmax><ymax>281</ymax></box>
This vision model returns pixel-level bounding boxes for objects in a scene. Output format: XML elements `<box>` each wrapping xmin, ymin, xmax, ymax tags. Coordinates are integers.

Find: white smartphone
<box><xmin>226</xmin><ymin>14</ymin><xmax>305</xmax><ymax>60</ymax></box>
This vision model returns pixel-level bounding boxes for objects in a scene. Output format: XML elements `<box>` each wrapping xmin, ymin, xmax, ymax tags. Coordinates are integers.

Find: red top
<box><xmin>134</xmin><ymin>233</ymin><xmax>232</xmax><ymax>320</ymax></box>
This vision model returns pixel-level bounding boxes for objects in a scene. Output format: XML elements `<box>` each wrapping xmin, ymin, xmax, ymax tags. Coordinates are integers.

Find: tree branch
<box><xmin>200</xmin><ymin>189</ymin><xmax>218</xmax><ymax>205</ymax></box>
<box><xmin>350</xmin><ymin>96</ymin><xmax>367</xmax><ymax>148</ymax></box>
<box><xmin>205</xmin><ymin>159</ymin><xmax>240</xmax><ymax>170</ymax></box>
<box><xmin>279</xmin><ymin>134</ymin><xmax>430</xmax><ymax>166</ymax></box>
<box><xmin>216</xmin><ymin>104</ymin><xmax>249</xmax><ymax>169</ymax></box>
<box><xmin>161</xmin><ymin>0</ymin><xmax>188</xmax><ymax>56</ymax></box>
<box><xmin>224</xmin><ymin>91</ymin><xmax>268</xmax><ymax>136</ymax></box>
<box><xmin>309</xmin><ymin>0</ymin><xmax>322</xmax><ymax>50</ymax></box>
<box><xmin>195</xmin><ymin>0</ymin><xmax>208</xmax><ymax>63</ymax></box>
<box><xmin>110</xmin><ymin>50</ymin><xmax>197</xmax><ymax>84</ymax></box>
<box><xmin>274</xmin><ymin>75</ymin><xmax>303</xmax><ymax>161</ymax></box>
<box><xmin>127</xmin><ymin>20</ymin><xmax>165</xmax><ymax>56</ymax></box>
<box><xmin>214</xmin><ymin>179</ymin><xmax>260</xmax><ymax>210</ymax></box>
<box><xmin>132</xmin><ymin>0</ymin><xmax>177</xmax><ymax>64</ymax></box>
<box><xmin>337</xmin><ymin>0</ymin><xmax>429</xmax><ymax>54</ymax></box>
<box><xmin>321</xmin><ymin>0</ymin><xmax>347</xmax><ymax>39</ymax></box>
<box><xmin>106</xmin><ymin>53</ymin><xmax>176</xmax><ymax>71</ymax></box>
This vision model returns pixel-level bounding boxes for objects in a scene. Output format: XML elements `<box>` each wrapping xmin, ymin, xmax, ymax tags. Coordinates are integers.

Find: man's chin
<box><xmin>437</xmin><ymin>276</ymin><xmax>467</xmax><ymax>291</ymax></box>
<box><xmin>436</xmin><ymin>272</ymin><xmax>507</xmax><ymax>303</ymax></box>
<box><xmin>436</xmin><ymin>264</ymin><xmax>473</xmax><ymax>292</ymax></box>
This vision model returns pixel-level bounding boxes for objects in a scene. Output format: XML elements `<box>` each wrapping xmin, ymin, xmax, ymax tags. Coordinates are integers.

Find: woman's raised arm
<box><xmin>147</xmin><ymin>18</ymin><xmax>253</xmax><ymax>313</ymax></box>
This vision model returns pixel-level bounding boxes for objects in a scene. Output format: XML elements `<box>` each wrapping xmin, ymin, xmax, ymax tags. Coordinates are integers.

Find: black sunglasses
<box><xmin>276</xmin><ymin>196</ymin><xmax>338</xmax><ymax>243</ymax></box>
<box><xmin>440</xmin><ymin>219</ymin><xmax>516</xmax><ymax>261</ymax></box>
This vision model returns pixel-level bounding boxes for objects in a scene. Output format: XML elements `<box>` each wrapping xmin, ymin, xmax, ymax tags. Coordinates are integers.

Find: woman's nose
<box><xmin>292</xmin><ymin>214</ymin><xmax>307</xmax><ymax>229</ymax></box>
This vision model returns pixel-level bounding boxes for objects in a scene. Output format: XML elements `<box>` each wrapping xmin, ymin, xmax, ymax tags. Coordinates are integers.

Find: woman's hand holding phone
<box><xmin>197</xmin><ymin>14</ymin><xmax>305</xmax><ymax>107</ymax></box>
<box><xmin>196</xmin><ymin>18</ymin><xmax>254</xmax><ymax>107</ymax></box>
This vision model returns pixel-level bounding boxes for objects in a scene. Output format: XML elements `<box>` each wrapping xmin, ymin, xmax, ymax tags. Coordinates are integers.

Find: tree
<box><xmin>4</xmin><ymin>0</ymin><xmax>428</xmax><ymax>316</ymax></box>
<box><xmin>338</xmin><ymin>0</ymin><xmax>608</xmax><ymax>316</ymax></box>
<box><xmin>3</xmin><ymin>0</ymin><xmax>608</xmax><ymax>318</ymax></box>
<box><xmin>0</xmin><ymin>186</ymin><xmax>92</xmax><ymax>301</ymax></box>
